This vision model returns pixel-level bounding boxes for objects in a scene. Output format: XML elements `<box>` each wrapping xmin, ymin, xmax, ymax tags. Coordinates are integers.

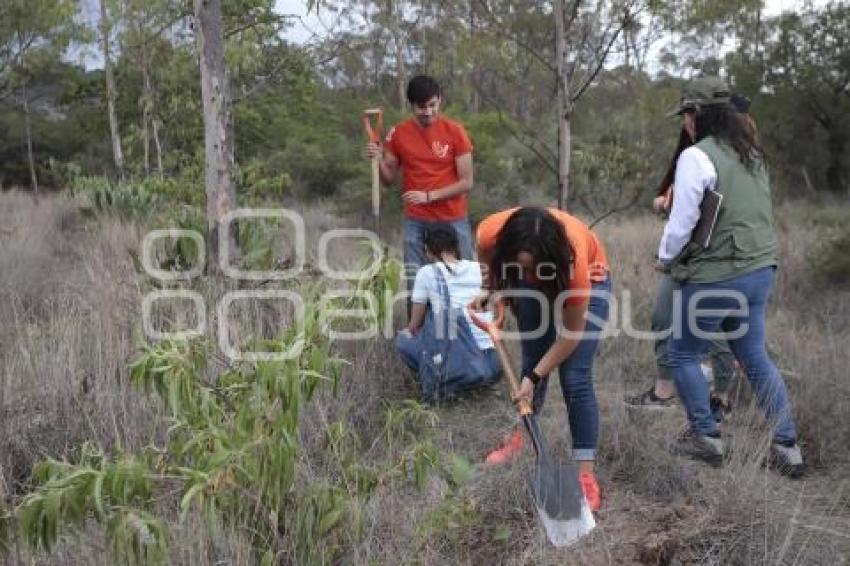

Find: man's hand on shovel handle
<box><xmin>365</xmin><ymin>141</ymin><xmax>382</xmax><ymax>160</ymax></box>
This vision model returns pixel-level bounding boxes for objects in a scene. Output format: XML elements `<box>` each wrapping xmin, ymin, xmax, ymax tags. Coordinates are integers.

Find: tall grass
<box><xmin>0</xmin><ymin>191</ymin><xmax>848</xmax><ymax>564</ymax></box>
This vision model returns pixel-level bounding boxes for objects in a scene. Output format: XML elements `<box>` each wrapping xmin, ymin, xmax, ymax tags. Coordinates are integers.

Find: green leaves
<box><xmin>106</xmin><ymin>509</ymin><xmax>168</xmax><ymax>566</ymax></box>
<box><xmin>11</xmin><ymin>249</ymin><xmax>449</xmax><ymax>564</ymax></box>
<box><xmin>17</xmin><ymin>447</ymin><xmax>156</xmax><ymax>557</ymax></box>
<box><xmin>446</xmin><ymin>454</ymin><xmax>474</xmax><ymax>489</ymax></box>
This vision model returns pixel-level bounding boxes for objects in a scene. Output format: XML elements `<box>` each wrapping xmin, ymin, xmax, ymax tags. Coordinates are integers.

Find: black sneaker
<box><xmin>770</xmin><ymin>440</ymin><xmax>805</xmax><ymax>478</ymax></box>
<box><xmin>625</xmin><ymin>388</ymin><xmax>677</xmax><ymax>409</ymax></box>
<box><xmin>671</xmin><ymin>429</ymin><xmax>724</xmax><ymax>467</ymax></box>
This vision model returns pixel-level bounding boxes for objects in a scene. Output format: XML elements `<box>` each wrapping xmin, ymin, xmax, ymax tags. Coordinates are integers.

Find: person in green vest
<box><xmin>625</xmin><ymin>93</ymin><xmax>755</xmax><ymax>419</ymax></box>
<box><xmin>658</xmin><ymin>77</ymin><xmax>804</xmax><ymax>477</ymax></box>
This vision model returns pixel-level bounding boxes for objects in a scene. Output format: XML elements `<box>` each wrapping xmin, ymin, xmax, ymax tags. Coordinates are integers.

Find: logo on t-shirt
<box><xmin>431</xmin><ymin>140</ymin><xmax>450</xmax><ymax>159</ymax></box>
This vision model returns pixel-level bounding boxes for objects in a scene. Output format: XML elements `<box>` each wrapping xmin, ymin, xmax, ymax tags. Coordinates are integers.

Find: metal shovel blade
<box><xmin>523</xmin><ymin>415</ymin><xmax>596</xmax><ymax>547</ymax></box>
<box><xmin>529</xmin><ymin>458</ymin><xmax>596</xmax><ymax>547</ymax></box>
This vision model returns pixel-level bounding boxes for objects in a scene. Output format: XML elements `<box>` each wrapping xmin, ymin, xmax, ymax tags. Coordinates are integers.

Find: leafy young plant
<box><xmin>17</xmin><ymin>443</ymin><xmax>167</xmax><ymax>563</ymax></box>
<box><xmin>15</xmin><ymin>298</ymin><xmax>348</xmax><ymax>564</ymax></box>
<box><xmin>10</xmin><ymin>250</ymin><xmax>450</xmax><ymax>565</ymax></box>
<box><xmin>350</xmin><ymin>242</ymin><xmax>402</xmax><ymax>325</ymax></box>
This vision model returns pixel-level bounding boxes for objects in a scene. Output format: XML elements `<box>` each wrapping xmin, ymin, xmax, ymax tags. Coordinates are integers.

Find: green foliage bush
<box><xmin>811</xmin><ymin>224</ymin><xmax>850</xmax><ymax>284</ymax></box>
<box><xmin>76</xmin><ymin>178</ymin><xmax>160</xmax><ymax>221</ymax></box>
<box><xmin>7</xmin><ymin>255</ymin><xmax>454</xmax><ymax>565</ymax></box>
<box><xmin>237</xmin><ymin>156</ymin><xmax>292</xmax><ymax>202</ymax></box>
<box><xmin>282</xmin><ymin>134</ymin><xmax>360</xmax><ymax>199</ymax></box>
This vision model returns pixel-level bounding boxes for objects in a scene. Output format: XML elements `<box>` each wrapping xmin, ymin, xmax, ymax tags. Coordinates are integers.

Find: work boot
<box><xmin>770</xmin><ymin>440</ymin><xmax>805</xmax><ymax>479</ymax></box>
<box><xmin>671</xmin><ymin>429</ymin><xmax>724</xmax><ymax>468</ymax></box>
<box><xmin>485</xmin><ymin>427</ymin><xmax>525</xmax><ymax>465</ymax></box>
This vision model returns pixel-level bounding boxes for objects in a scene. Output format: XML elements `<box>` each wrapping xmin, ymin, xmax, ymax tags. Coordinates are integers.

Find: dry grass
<box><xmin>1</xmin><ymin>191</ymin><xmax>849</xmax><ymax>564</ymax></box>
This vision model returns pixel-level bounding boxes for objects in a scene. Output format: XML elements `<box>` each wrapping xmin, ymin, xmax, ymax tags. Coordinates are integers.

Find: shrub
<box><xmin>8</xmin><ymin>255</ymin><xmax>450</xmax><ymax>565</ymax></box>
<box><xmin>811</xmin><ymin>224</ymin><xmax>850</xmax><ymax>284</ymax></box>
<box><xmin>237</xmin><ymin>156</ymin><xmax>292</xmax><ymax>202</ymax></box>
<box><xmin>78</xmin><ymin>180</ymin><xmax>160</xmax><ymax>222</ymax></box>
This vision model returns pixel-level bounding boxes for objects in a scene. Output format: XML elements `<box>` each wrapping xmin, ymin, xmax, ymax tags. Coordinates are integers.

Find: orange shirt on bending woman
<box><xmin>476</xmin><ymin>207</ymin><xmax>609</xmax><ymax>308</ymax></box>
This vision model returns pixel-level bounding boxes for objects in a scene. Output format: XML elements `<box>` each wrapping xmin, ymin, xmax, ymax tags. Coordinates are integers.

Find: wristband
<box><xmin>525</xmin><ymin>370</ymin><xmax>543</xmax><ymax>385</ymax></box>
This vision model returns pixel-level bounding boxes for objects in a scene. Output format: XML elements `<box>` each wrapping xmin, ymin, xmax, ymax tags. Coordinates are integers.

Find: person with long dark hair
<box><xmin>473</xmin><ymin>207</ymin><xmax>610</xmax><ymax>510</ymax></box>
<box><xmin>658</xmin><ymin>77</ymin><xmax>803</xmax><ymax>476</ymax></box>
<box><xmin>625</xmin><ymin>93</ymin><xmax>755</xmax><ymax>418</ymax></box>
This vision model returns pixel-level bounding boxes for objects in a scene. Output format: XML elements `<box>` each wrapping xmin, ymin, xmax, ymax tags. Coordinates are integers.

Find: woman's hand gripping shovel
<box><xmin>468</xmin><ymin>300</ymin><xmax>596</xmax><ymax>547</ymax></box>
<box><xmin>362</xmin><ymin>108</ymin><xmax>384</xmax><ymax>237</ymax></box>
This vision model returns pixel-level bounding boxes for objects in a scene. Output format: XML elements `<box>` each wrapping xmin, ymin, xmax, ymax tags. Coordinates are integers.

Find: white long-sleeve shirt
<box><xmin>658</xmin><ymin>146</ymin><xmax>718</xmax><ymax>263</ymax></box>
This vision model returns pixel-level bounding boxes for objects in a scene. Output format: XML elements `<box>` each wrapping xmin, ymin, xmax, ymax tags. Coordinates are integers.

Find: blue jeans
<box><xmin>402</xmin><ymin>217</ymin><xmax>474</xmax><ymax>291</ymax></box>
<box><xmin>653</xmin><ymin>274</ymin><xmax>736</xmax><ymax>393</ymax></box>
<box><xmin>668</xmin><ymin>267</ymin><xmax>797</xmax><ymax>443</ymax></box>
<box><xmin>396</xmin><ymin>338</ymin><xmax>502</xmax><ymax>390</ymax></box>
<box><xmin>517</xmin><ymin>278</ymin><xmax>611</xmax><ymax>461</ymax></box>
<box><xmin>395</xmin><ymin>318</ymin><xmax>502</xmax><ymax>401</ymax></box>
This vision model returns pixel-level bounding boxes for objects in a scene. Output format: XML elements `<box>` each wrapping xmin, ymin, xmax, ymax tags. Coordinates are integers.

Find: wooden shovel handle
<box><xmin>468</xmin><ymin>302</ymin><xmax>532</xmax><ymax>417</ymax></box>
<box><xmin>363</xmin><ymin>109</ymin><xmax>383</xmax><ymax>219</ymax></box>
<box><xmin>467</xmin><ymin>299</ymin><xmax>505</xmax><ymax>337</ymax></box>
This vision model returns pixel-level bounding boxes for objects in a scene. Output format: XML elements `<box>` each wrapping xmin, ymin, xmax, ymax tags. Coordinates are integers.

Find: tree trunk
<box><xmin>195</xmin><ymin>0</ymin><xmax>238</xmax><ymax>276</ymax></box>
<box><xmin>22</xmin><ymin>80</ymin><xmax>38</xmax><ymax>195</ymax></box>
<box><xmin>100</xmin><ymin>0</ymin><xmax>125</xmax><ymax>180</ymax></box>
<box><xmin>153</xmin><ymin>117</ymin><xmax>164</xmax><ymax>178</ymax></box>
<box><xmin>467</xmin><ymin>3</ymin><xmax>480</xmax><ymax>113</ymax></box>
<box><xmin>141</xmin><ymin>46</ymin><xmax>152</xmax><ymax>176</ymax></box>
<box><xmin>389</xmin><ymin>1</ymin><xmax>407</xmax><ymax>111</ymax></box>
<box><xmin>554</xmin><ymin>0</ymin><xmax>570</xmax><ymax>209</ymax></box>
<box><xmin>142</xmin><ymin>106</ymin><xmax>150</xmax><ymax>176</ymax></box>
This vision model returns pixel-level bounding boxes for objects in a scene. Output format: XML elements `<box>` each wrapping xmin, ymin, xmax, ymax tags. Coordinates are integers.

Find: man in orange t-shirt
<box><xmin>366</xmin><ymin>75</ymin><xmax>475</xmax><ymax>290</ymax></box>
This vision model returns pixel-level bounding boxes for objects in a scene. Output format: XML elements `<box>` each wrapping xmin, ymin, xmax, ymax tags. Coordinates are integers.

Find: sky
<box><xmin>73</xmin><ymin>0</ymin><xmax>828</xmax><ymax>70</ymax></box>
<box><xmin>274</xmin><ymin>0</ymin><xmax>827</xmax><ymax>45</ymax></box>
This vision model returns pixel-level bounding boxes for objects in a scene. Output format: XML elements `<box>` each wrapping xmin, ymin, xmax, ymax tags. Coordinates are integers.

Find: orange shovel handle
<box><xmin>467</xmin><ymin>301</ymin><xmax>532</xmax><ymax>417</ymax></box>
<box><xmin>467</xmin><ymin>299</ymin><xmax>505</xmax><ymax>339</ymax></box>
<box><xmin>362</xmin><ymin>109</ymin><xmax>384</xmax><ymax>143</ymax></box>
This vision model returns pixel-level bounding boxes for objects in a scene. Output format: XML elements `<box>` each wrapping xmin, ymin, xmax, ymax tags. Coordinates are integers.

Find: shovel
<box><xmin>468</xmin><ymin>301</ymin><xmax>596</xmax><ymax>547</ymax></box>
<box><xmin>362</xmin><ymin>108</ymin><xmax>384</xmax><ymax>237</ymax></box>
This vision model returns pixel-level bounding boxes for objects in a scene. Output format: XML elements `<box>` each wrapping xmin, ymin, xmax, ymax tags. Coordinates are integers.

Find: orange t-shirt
<box><xmin>383</xmin><ymin>116</ymin><xmax>473</xmax><ymax>221</ymax></box>
<box><xmin>476</xmin><ymin>207</ymin><xmax>609</xmax><ymax>308</ymax></box>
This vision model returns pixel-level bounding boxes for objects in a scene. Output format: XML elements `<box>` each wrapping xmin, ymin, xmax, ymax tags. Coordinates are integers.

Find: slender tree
<box><xmin>195</xmin><ymin>0</ymin><xmax>238</xmax><ymax>274</ymax></box>
<box><xmin>100</xmin><ymin>0</ymin><xmax>125</xmax><ymax>180</ymax></box>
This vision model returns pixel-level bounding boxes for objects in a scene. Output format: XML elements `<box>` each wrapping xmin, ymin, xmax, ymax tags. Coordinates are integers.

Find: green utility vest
<box><xmin>670</xmin><ymin>136</ymin><xmax>777</xmax><ymax>283</ymax></box>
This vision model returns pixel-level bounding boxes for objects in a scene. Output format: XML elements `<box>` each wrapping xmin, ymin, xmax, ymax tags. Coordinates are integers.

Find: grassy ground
<box><xmin>1</xmin><ymin>190</ymin><xmax>849</xmax><ymax>564</ymax></box>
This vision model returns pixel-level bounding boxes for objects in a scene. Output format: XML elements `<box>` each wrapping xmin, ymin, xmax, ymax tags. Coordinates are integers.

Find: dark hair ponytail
<box><xmin>657</xmin><ymin>128</ymin><xmax>694</xmax><ymax>196</ymax></box>
<box><xmin>424</xmin><ymin>224</ymin><xmax>460</xmax><ymax>274</ymax></box>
